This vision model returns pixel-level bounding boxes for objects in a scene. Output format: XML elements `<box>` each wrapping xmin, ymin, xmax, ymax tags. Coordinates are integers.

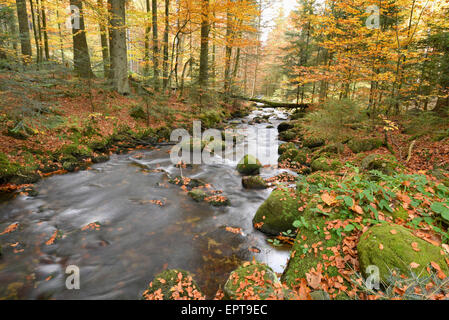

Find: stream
<box><xmin>0</xmin><ymin>107</ymin><xmax>294</xmax><ymax>299</ymax></box>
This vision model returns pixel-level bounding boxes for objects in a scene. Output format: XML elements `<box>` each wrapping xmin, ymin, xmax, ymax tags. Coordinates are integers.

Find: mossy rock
<box><xmin>278</xmin><ymin>122</ymin><xmax>294</xmax><ymax>133</ymax></box>
<box><xmin>223</xmin><ymin>262</ymin><xmax>294</xmax><ymax>300</ymax></box>
<box><xmin>348</xmin><ymin>137</ymin><xmax>383</xmax><ymax>153</ymax></box>
<box><xmin>320</xmin><ymin>143</ymin><xmax>344</xmax><ymax>154</ymax></box>
<box><xmin>237</xmin><ymin>155</ymin><xmax>262</xmax><ymax>175</ymax></box>
<box><xmin>242</xmin><ymin>176</ymin><xmax>267</xmax><ymax>189</ymax></box>
<box><xmin>88</xmin><ymin>139</ymin><xmax>110</xmax><ymax>153</ymax></box>
<box><xmin>282</xmin><ymin>206</ymin><xmax>345</xmax><ymax>287</ymax></box>
<box><xmin>278</xmin><ymin>142</ymin><xmax>297</xmax><ymax>155</ymax></box>
<box><xmin>92</xmin><ymin>154</ymin><xmax>110</xmax><ymax>164</ymax></box>
<box><xmin>169</xmin><ymin>176</ymin><xmax>207</xmax><ymax>189</ymax></box>
<box><xmin>279</xmin><ymin>129</ymin><xmax>298</xmax><ymax>142</ymax></box>
<box><xmin>310</xmin><ymin>157</ymin><xmax>341</xmax><ymax>172</ymax></box>
<box><xmin>361</xmin><ymin>154</ymin><xmax>399</xmax><ymax>176</ymax></box>
<box><xmin>357</xmin><ymin>223</ymin><xmax>449</xmax><ymax>283</ymax></box>
<box><xmin>253</xmin><ymin>188</ymin><xmax>302</xmax><ymax>235</ymax></box>
<box><xmin>302</xmin><ymin>137</ymin><xmax>325</xmax><ymax>149</ymax></box>
<box><xmin>292</xmin><ymin>152</ymin><xmax>308</xmax><ymax>166</ymax></box>
<box><xmin>278</xmin><ymin>148</ymin><xmax>299</xmax><ymax>163</ymax></box>
<box><xmin>142</xmin><ymin>269</ymin><xmax>203</xmax><ymax>300</ymax></box>
<box><xmin>204</xmin><ymin>194</ymin><xmax>231</xmax><ymax>206</ymax></box>
<box><xmin>62</xmin><ymin>161</ymin><xmax>77</xmax><ymax>172</ymax></box>
<box><xmin>9</xmin><ymin>172</ymin><xmax>40</xmax><ymax>185</ymax></box>
<box><xmin>187</xmin><ymin>188</ymin><xmax>208</xmax><ymax>202</ymax></box>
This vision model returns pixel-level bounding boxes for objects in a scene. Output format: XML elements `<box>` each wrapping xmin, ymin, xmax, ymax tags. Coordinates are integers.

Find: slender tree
<box><xmin>198</xmin><ymin>0</ymin><xmax>209</xmax><ymax>87</ymax></box>
<box><xmin>152</xmin><ymin>0</ymin><xmax>160</xmax><ymax>90</ymax></box>
<box><xmin>162</xmin><ymin>0</ymin><xmax>169</xmax><ymax>89</ymax></box>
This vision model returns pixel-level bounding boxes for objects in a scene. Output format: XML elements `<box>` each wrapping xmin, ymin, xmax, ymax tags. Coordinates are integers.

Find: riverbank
<box><xmin>0</xmin><ymin>69</ymin><xmax>252</xmax><ymax>195</ymax></box>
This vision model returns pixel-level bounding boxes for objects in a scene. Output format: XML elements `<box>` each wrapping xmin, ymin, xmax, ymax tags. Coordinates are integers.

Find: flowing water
<box><xmin>0</xmin><ymin>107</ymin><xmax>294</xmax><ymax>299</ymax></box>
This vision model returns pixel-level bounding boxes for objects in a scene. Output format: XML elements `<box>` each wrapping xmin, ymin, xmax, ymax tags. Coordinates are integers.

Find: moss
<box><xmin>278</xmin><ymin>122</ymin><xmax>294</xmax><ymax>133</ymax></box>
<box><xmin>302</xmin><ymin>137</ymin><xmax>325</xmax><ymax>149</ymax></box>
<box><xmin>223</xmin><ymin>262</ymin><xmax>294</xmax><ymax>300</ymax></box>
<box><xmin>361</xmin><ymin>154</ymin><xmax>399</xmax><ymax>175</ymax></box>
<box><xmin>347</xmin><ymin>137</ymin><xmax>383</xmax><ymax>153</ymax></box>
<box><xmin>169</xmin><ymin>176</ymin><xmax>207</xmax><ymax>189</ymax></box>
<box><xmin>320</xmin><ymin>143</ymin><xmax>344</xmax><ymax>154</ymax></box>
<box><xmin>253</xmin><ymin>188</ymin><xmax>302</xmax><ymax>235</ymax></box>
<box><xmin>292</xmin><ymin>152</ymin><xmax>308</xmax><ymax>165</ymax></box>
<box><xmin>278</xmin><ymin>148</ymin><xmax>299</xmax><ymax>162</ymax></box>
<box><xmin>278</xmin><ymin>142</ymin><xmax>297</xmax><ymax>155</ymax></box>
<box><xmin>390</xmin><ymin>207</ymin><xmax>409</xmax><ymax>220</ymax></box>
<box><xmin>242</xmin><ymin>176</ymin><xmax>267</xmax><ymax>189</ymax></box>
<box><xmin>310</xmin><ymin>157</ymin><xmax>341</xmax><ymax>172</ymax></box>
<box><xmin>62</xmin><ymin>161</ymin><xmax>77</xmax><ymax>172</ymax></box>
<box><xmin>279</xmin><ymin>129</ymin><xmax>298</xmax><ymax>141</ymax></box>
<box><xmin>237</xmin><ymin>155</ymin><xmax>262</xmax><ymax>175</ymax></box>
<box><xmin>188</xmin><ymin>188</ymin><xmax>208</xmax><ymax>202</ymax></box>
<box><xmin>305</xmin><ymin>172</ymin><xmax>337</xmax><ymax>187</ymax></box>
<box><xmin>88</xmin><ymin>139</ymin><xmax>111</xmax><ymax>153</ymax></box>
<box><xmin>92</xmin><ymin>154</ymin><xmax>110</xmax><ymax>164</ymax></box>
<box><xmin>357</xmin><ymin>223</ymin><xmax>449</xmax><ymax>283</ymax></box>
<box><xmin>142</xmin><ymin>269</ymin><xmax>203</xmax><ymax>300</ymax></box>
<box><xmin>200</xmin><ymin>110</ymin><xmax>224</xmax><ymax>128</ymax></box>
<box><xmin>282</xmin><ymin>207</ymin><xmax>344</xmax><ymax>287</ymax></box>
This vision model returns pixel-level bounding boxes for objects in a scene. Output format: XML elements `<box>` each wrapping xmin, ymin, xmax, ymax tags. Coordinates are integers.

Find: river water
<box><xmin>0</xmin><ymin>107</ymin><xmax>294</xmax><ymax>299</ymax></box>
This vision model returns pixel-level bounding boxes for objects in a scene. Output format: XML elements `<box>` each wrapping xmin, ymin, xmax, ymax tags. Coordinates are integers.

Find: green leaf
<box><xmin>343</xmin><ymin>196</ymin><xmax>354</xmax><ymax>208</ymax></box>
<box><xmin>431</xmin><ymin>202</ymin><xmax>449</xmax><ymax>221</ymax></box>
<box><xmin>344</xmin><ymin>224</ymin><xmax>355</xmax><ymax>232</ymax></box>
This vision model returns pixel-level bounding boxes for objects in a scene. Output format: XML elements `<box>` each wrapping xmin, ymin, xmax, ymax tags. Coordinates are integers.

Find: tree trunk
<box><xmin>108</xmin><ymin>0</ymin><xmax>130</xmax><ymax>94</ymax></box>
<box><xmin>29</xmin><ymin>0</ymin><xmax>41</xmax><ymax>64</ymax></box>
<box><xmin>70</xmin><ymin>0</ymin><xmax>93</xmax><ymax>77</ymax></box>
<box><xmin>143</xmin><ymin>0</ymin><xmax>151</xmax><ymax>78</ymax></box>
<box><xmin>198</xmin><ymin>0</ymin><xmax>209</xmax><ymax>87</ymax></box>
<box><xmin>224</xmin><ymin>4</ymin><xmax>232</xmax><ymax>93</ymax></box>
<box><xmin>97</xmin><ymin>0</ymin><xmax>110</xmax><ymax>77</ymax></box>
<box><xmin>15</xmin><ymin>0</ymin><xmax>32</xmax><ymax>62</ymax></box>
<box><xmin>41</xmin><ymin>0</ymin><xmax>49</xmax><ymax>60</ymax></box>
<box><xmin>152</xmin><ymin>0</ymin><xmax>160</xmax><ymax>90</ymax></box>
<box><xmin>162</xmin><ymin>0</ymin><xmax>169</xmax><ymax>89</ymax></box>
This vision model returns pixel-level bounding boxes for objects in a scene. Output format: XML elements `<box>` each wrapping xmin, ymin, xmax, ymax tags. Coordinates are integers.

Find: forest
<box><xmin>0</xmin><ymin>0</ymin><xmax>448</xmax><ymax>302</ymax></box>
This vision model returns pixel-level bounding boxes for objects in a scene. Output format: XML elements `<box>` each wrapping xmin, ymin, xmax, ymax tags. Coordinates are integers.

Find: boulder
<box><xmin>357</xmin><ymin>223</ymin><xmax>449</xmax><ymax>282</ymax></box>
<box><xmin>278</xmin><ymin>142</ymin><xmax>297</xmax><ymax>155</ymax></box>
<box><xmin>237</xmin><ymin>155</ymin><xmax>262</xmax><ymax>175</ymax></box>
<box><xmin>253</xmin><ymin>188</ymin><xmax>302</xmax><ymax>235</ymax></box>
<box><xmin>347</xmin><ymin>137</ymin><xmax>383</xmax><ymax>153</ymax></box>
<box><xmin>224</xmin><ymin>261</ymin><xmax>296</xmax><ymax>300</ymax></box>
<box><xmin>302</xmin><ymin>137</ymin><xmax>325</xmax><ymax>149</ymax></box>
<box><xmin>361</xmin><ymin>154</ymin><xmax>399</xmax><ymax>175</ymax></box>
<box><xmin>142</xmin><ymin>269</ymin><xmax>204</xmax><ymax>300</ymax></box>
<box><xmin>277</xmin><ymin>122</ymin><xmax>294</xmax><ymax>133</ymax></box>
<box><xmin>310</xmin><ymin>157</ymin><xmax>341</xmax><ymax>172</ymax></box>
<box><xmin>242</xmin><ymin>176</ymin><xmax>267</xmax><ymax>189</ymax></box>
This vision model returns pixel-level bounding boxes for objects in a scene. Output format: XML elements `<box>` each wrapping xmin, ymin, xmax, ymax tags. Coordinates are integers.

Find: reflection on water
<box><xmin>0</xmin><ymin>108</ymin><xmax>293</xmax><ymax>299</ymax></box>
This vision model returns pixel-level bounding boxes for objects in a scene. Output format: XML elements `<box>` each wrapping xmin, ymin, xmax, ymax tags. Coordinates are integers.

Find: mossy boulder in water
<box><xmin>187</xmin><ymin>188</ymin><xmax>208</xmax><ymax>202</ymax></box>
<box><xmin>310</xmin><ymin>157</ymin><xmax>341</xmax><ymax>172</ymax></box>
<box><xmin>242</xmin><ymin>176</ymin><xmax>267</xmax><ymax>189</ymax></box>
<box><xmin>348</xmin><ymin>137</ymin><xmax>383</xmax><ymax>153</ymax></box>
<box><xmin>237</xmin><ymin>155</ymin><xmax>262</xmax><ymax>175</ymax></box>
<box><xmin>357</xmin><ymin>223</ymin><xmax>449</xmax><ymax>282</ymax></box>
<box><xmin>361</xmin><ymin>154</ymin><xmax>399</xmax><ymax>176</ymax></box>
<box><xmin>253</xmin><ymin>188</ymin><xmax>302</xmax><ymax>235</ymax></box>
<box><xmin>223</xmin><ymin>261</ymin><xmax>296</xmax><ymax>300</ymax></box>
<box><xmin>142</xmin><ymin>269</ymin><xmax>204</xmax><ymax>300</ymax></box>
